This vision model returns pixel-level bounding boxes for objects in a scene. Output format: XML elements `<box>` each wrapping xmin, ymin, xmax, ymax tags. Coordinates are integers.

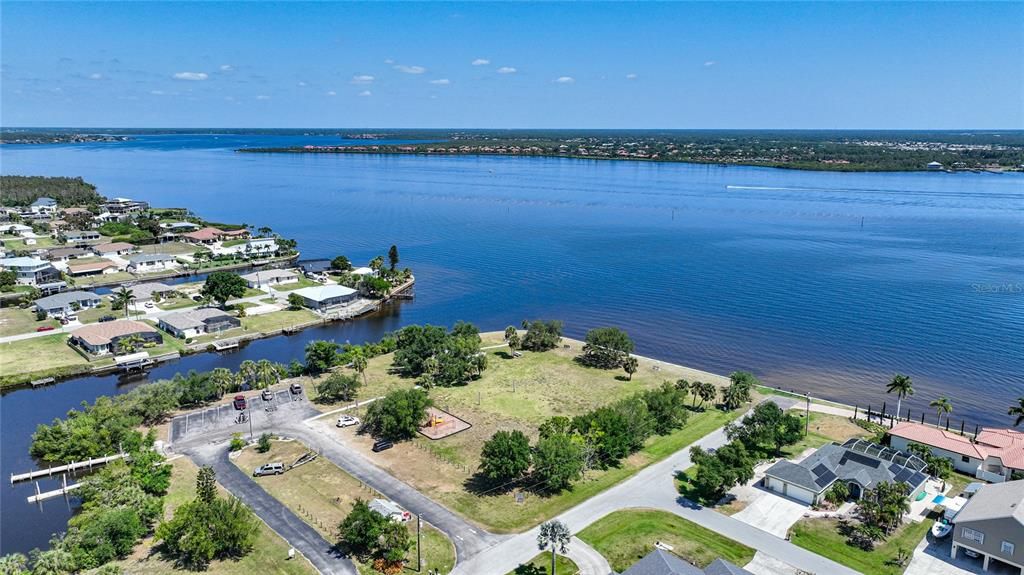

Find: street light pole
<box><xmin>248</xmin><ymin>406</ymin><xmax>254</xmax><ymax>442</ymax></box>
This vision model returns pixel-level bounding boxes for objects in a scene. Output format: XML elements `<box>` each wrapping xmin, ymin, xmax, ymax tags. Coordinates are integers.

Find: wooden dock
<box><xmin>10</xmin><ymin>452</ymin><xmax>129</xmax><ymax>484</ymax></box>
<box><xmin>211</xmin><ymin>340</ymin><xmax>239</xmax><ymax>351</ymax></box>
<box><xmin>27</xmin><ymin>474</ymin><xmax>83</xmax><ymax>503</ymax></box>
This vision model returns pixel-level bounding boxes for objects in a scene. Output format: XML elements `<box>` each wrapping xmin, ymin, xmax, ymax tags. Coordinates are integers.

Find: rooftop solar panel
<box><xmin>815</xmin><ymin>471</ymin><xmax>837</xmax><ymax>488</ymax></box>
<box><xmin>843</xmin><ymin>451</ymin><xmax>882</xmax><ymax>468</ymax></box>
<box><xmin>908</xmin><ymin>472</ymin><xmax>928</xmax><ymax>486</ymax></box>
<box><xmin>812</xmin><ymin>464</ymin><xmax>831</xmax><ymax>478</ymax></box>
<box><xmin>889</xmin><ymin>463</ymin><xmax>904</xmax><ymax>475</ymax></box>
<box><xmin>894</xmin><ymin>468</ymin><xmax>915</xmax><ymax>483</ymax></box>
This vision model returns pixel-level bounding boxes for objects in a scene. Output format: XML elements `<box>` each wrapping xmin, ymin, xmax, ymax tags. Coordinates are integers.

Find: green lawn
<box><xmin>3</xmin><ymin>236</ymin><xmax>57</xmax><ymax>249</ymax></box>
<box><xmin>138</xmin><ymin>241</ymin><xmax>205</xmax><ymax>256</ymax></box>
<box><xmin>239</xmin><ymin>308</ymin><xmax>320</xmax><ymax>333</ymax></box>
<box><xmin>232</xmin><ymin>440</ymin><xmax>455</xmax><ymax>575</ymax></box>
<box><xmin>578</xmin><ymin>509</ymin><xmax>755</xmax><ymax>572</ymax></box>
<box><xmin>222</xmin><ymin>238</ymin><xmax>249</xmax><ymax>247</ymax></box>
<box><xmin>790</xmin><ymin>515</ymin><xmax>935</xmax><ymax>575</ymax></box>
<box><xmin>314</xmin><ymin>337</ymin><xmax>740</xmax><ymax>532</ymax></box>
<box><xmin>76</xmin><ymin>271</ymin><xmax>136</xmax><ymax>286</ymax></box>
<box><xmin>76</xmin><ymin>298</ymin><xmax>115</xmax><ymax>323</ymax></box>
<box><xmin>110</xmin><ymin>456</ymin><xmax>316</xmax><ymax>575</ymax></box>
<box><xmin>506</xmin><ymin>553</ymin><xmax>579</xmax><ymax>575</ymax></box>
<box><xmin>0</xmin><ymin>306</ymin><xmax>58</xmax><ymax>336</ymax></box>
<box><xmin>156</xmin><ymin>295</ymin><xmax>200</xmax><ymax>311</ymax></box>
<box><xmin>271</xmin><ymin>276</ymin><xmax>321</xmax><ymax>291</ymax></box>
<box><xmin>0</xmin><ymin>333</ymin><xmax>104</xmax><ymax>387</ymax></box>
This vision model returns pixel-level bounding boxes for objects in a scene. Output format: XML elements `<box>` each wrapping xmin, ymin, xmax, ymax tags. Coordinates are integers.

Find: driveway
<box><xmin>906</xmin><ymin>535</ymin><xmax>1019</xmax><ymax>575</ymax></box>
<box><xmin>731</xmin><ymin>487</ymin><xmax>809</xmax><ymax>538</ymax></box>
<box><xmin>742</xmin><ymin>551</ymin><xmax>804</xmax><ymax>575</ymax></box>
<box><xmin>188</xmin><ymin>442</ymin><xmax>356</xmax><ymax>575</ymax></box>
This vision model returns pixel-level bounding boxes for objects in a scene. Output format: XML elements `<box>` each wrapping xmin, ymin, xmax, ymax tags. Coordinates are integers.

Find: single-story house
<box><xmin>128</xmin><ymin>282</ymin><xmax>176</xmax><ymax>303</ymax></box>
<box><xmin>159</xmin><ymin>221</ymin><xmax>200</xmax><ymax>232</ymax></box>
<box><xmin>951</xmin><ymin>480</ymin><xmax>1024</xmax><ymax>574</ymax></box>
<box><xmin>2</xmin><ymin>223</ymin><xmax>34</xmax><ymax>236</ymax></box>
<box><xmin>158</xmin><ymin>308</ymin><xmax>241</xmax><ymax>338</ymax></box>
<box><xmin>67</xmin><ymin>260</ymin><xmax>119</xmax><ymax>277</ymax></box>
<box><xmin>763</xmin><ymin>438</ymin><xmax>929</xmax><ymax>505</ymax></box>
<box><xmin>64</xmin><ymin>230</ymin><xmax>102</xmax><ymax>244</ymax></box>
<box><xmin>71</xmin><ymin>320</ymin><xmax>162</xmax><ymax>355</ymax></box>
<box><xmin>292</xmin><ymin>284</ymin><xmax>357</xmax><ymax>312</ymax></box>
<box><xmin>126</xmin><ymin>253</ymin><xmax>178</xmax><ymax>273</ymax></box>
<box><xmin>0</xmin><ymin>256</ymin><xmax>62</xmax><ymax>285</ymax></box>
<box><xmin>219</xmin><ymin>237</ymin><xmax>278</xmax><ymax>257</ymax></box>
<box><xmin>351</xmin><ymin>266</ymin><xmax>376</xmax><ymax>277</ymax></box>
<box><xmin>182</xmin><ymin>227</ymin><xmax>224</xmax><ymax>244</ymax></box>
<box><xmin>368</xmin><ymin>499</ymin><xmax>410</xmax><ymax>523</ymax></box>
<box><xmin>621</xmin><ymin>549</ymin><xmax>752</xmax><ymax>575</ymax></box>
<box><xmin>61</xmin><ymin>207</ymin><xmax>92</xmax><ymax>217</ymax></box>
<box><xmin>34</xmin><ymin>290</ymin><xmax>102</xmax><ymax>317</ymax></box>
<box><xmin>46</xmin><ymin>247</ymin><xmax>90</xmax><ymax>262</ymax></box>
<box><xmin>240</xmin><ymin>269</ymin><xmax>298</xmax><ymax>288</ymax></box>
<box><xmin>889</xmin><ymin>421</ymin><xmax>1024</xmax><ymax>483</ymax></box>
<box><xmin>927</xmin><ymin>161</ymin><xmax>945</xmax><ymax>171</ymax></box>
<box><xmin>298</xmin><ymin>259</ymin><xmax>332</xmax><ymax>276</ymax></box>
<box><xmin>47</xmin><ymin>219</ymin><xmax>69</xmax><ymax>232</ymax></box>
<box><xmin>92</xmin><ymin>242</ymin><xmax>135</xmax><ymax>258</ymax></box>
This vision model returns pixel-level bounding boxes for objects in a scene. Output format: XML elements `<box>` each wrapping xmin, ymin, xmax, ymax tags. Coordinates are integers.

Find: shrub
<box><xmin>577</xmin><ymin>327</ymin><xmax>634</xmax><ymax>369</ymax></box>
<box><xmin>362</xmin><ymin>389</ymin><xmax>432</xmax><ymax>441</ymax></box>
<box><xmin>257</xmin><ymin>433</ymin><xmax>272</xmax><ymax>453</ymax></box>
<box><xmin>229</xmin><ymin>433</ymin><xmax>246</xmax><ymax>451</ymax></box>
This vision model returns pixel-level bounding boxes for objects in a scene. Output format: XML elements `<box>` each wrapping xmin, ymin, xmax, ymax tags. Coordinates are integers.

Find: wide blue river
<box><xmin>1</xmin><ymin>133</ymin><xmax>1022</xmax><ymax>554</ymax></box>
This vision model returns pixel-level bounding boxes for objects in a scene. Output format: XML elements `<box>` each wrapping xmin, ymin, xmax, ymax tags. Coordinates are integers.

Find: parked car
<box><xmin>191</xmin><ymin>294</ymin><xmax>203</xmax><ymax>302</ymax></box>
<box><xmin>233</xmin><ymin>395</ymin><xmax>247</xmax><ymax>410</ymax></box>
<box><xmin>59</xmin><ymin>318</ymin><xmax>69</xmax><ymax>325</ymax></box>
<box><xmin>261</xmin><ymin>389</ymin><xmax>274</xmax><ymax>401</ymax></box>
<box><xmin>253</xmin><ymin>462</ymin><xmax>285</xmax><ymax>477</ymax></box>
<box><xmin>144</xmin><ymin>302</ymin><xmax>154</xmax><ymax>309</ymax></box>
<box><xmin>36</xmin><ymin>326</ymin><xmax>55</xmax><ymax>332</ymax></box>
<box><xmin>289</xmin><ymin>383</ymin><xmax>303</xmax><ymax>395</ymax></box>
<box><xmin>65</xmin><ymin>315</ymin><xmax>77</xmax><ymax>322</ymax></box>
<box><xmin>371</xmin><ymin>439</ymin><xmax>393</xmax><ymax>452</ymax></box>
<box><xmin>98</xmin><ymin>315</ymin><xmax>116</xmax><ymax>323</ymax></box>
<box><xmin>336</xmin><ymin>415</ymin><xmax>360</xmax><ymax>428</ymax></box>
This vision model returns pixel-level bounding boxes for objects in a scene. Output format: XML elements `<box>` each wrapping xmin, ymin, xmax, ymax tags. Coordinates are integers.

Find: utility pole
<box><xmin>248</xmin><ymin>406</ymin><xmax>254</xmax><ymax>441</ymax></box>
<box><xmin>417</xmin><ymin>514</ymin><xmax>422</xmax><ymax>572</ymax></box>
<box><xmin>805</xmin><ymin>394</ymin><xmax>811</xmax><ymax>437</ymax></box>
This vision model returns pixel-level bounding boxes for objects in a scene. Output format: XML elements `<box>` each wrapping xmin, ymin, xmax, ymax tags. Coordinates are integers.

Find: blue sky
<box><xmin>2</xmin><ymin>2</ymin><xmax>1021</xmax><ymax>129</ymax></box>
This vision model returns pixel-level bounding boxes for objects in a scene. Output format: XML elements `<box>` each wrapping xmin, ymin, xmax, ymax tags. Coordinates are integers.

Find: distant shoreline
<box><xmin>234</xmin><ymin>147</ymin><xmax>1021</xmax><ymax>174</ymax></box>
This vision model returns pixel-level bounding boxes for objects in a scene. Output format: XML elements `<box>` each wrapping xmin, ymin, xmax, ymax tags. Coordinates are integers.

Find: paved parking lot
<box><xmin>170</xmin><ymin>388</ymin><xmax>317</xmax><ymax>444</ymax></box>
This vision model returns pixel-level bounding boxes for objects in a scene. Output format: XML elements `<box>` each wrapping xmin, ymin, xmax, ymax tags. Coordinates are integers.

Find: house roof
<box><xmin>31</xmin><ymin>197</ymin><xmax>57</xmax><ymax>206</ymax></box>
<box><xmin>240</xmin><ymin>269</ymin><xmax>296</xmax><ymax>282</ymax></box>
<box><xmin>65</xmin><ymin>230</ymin><xmax>99</xmax><ymax>237</ymax></box>
<box><xmin>219</xmin><ymin>228</ymin><xmax>248</xmax><ymax>237</ymax></box>
<box><xmin>73</xmin><ymin>320</ymin><xmax>156</xmax><ymax>346</ymax></box>
<box><xmin>890</xmin><ymin>422</ymin><xmax>1024</xmax><ymax>470</ymax></box>
<box><xmin>62</xmin><ymin>207</ymin><xmax>91</xmax><ymax>215</ymax></box>
<box><xmin>704</xmin><ymin>559</ymin><xmax>754</xmax><ymax>575</ymax></box>
<box><xmin>94</xmin><ymin>241</ymin><xmax>135</xmax><ymax>253</ymax></box>
<box><xmin>68</xmin><ymin>260</ymin><xmax>117</xmax><ymax>273</ymax></box>
<box><xmin>126</xmin><ymin>253</ymin><xmax>175</xmax><ymax>264</ymax></box>
<box><xmin>1</xmin><ymin>256</ymin><xmax>50</xmax><ymax>268</ymax></box>
<box><xmin>298</xmin><ymin>259</ymin><xmax>331</xmax><ymax>273</ymax></box>
<box><xmin>160</xmin><ymin>308</ymin><xmax>237</xmax><ymax>331</ymax></box>
<box><xmin>182</xmin><ymin>227</ymin><xmax>223</xmax><ymax>241</ymax></box>
<box><xmin>351</xmin><ymin>266</ymin><xmax>374</xmax><ymax>275</ymax></box>
<box><xmin>953</xmin><ymin>480</ymin><xmax>1024</xmax><ymax>526</ymax></box>
<box><xmin>368</xmin><ymin>499</ymin><xmax>406</xmax><ymax>518</ymax></box>
<box><xmin>46</xmin><ymin>247</ymin><xmax>90</xmax><ymax>259</ymax></box>
<box><xmin>293</xmin><ymin>284</ymin><xmax>356</xmax><ymax>302</ymax></box>
<box><xmin>35</xmin><ymin>290</ymin><xmax>101</xmax><ymax>309</ymax></box>
<box><xmin>621</xmin><ymin>549</ymin><xmax>705</xmax><ymax>575</ymax></box>
<box><xmin>128</xmin><ymin>282</ymin><xmax>175</xmax><ymax>300</ymax></box>
<box><xmin>765</xmin><ymin>439</ymin><xmax>928</xmax><ymax>495</ymax></box>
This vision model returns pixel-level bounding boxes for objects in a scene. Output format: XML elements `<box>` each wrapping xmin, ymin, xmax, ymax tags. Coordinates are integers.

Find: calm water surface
<box><xmin>1</xmin><ymin>134</ymin><xmax>1022</xmax><ymax>553</ymax></box>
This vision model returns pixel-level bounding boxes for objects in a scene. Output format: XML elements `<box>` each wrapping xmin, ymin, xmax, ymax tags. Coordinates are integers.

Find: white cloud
<box><xmin>383</xmin><ymin>58</ymin><xmax>395</xmax><ymax>64</ymax></box>
<box><xmin>256</xmin><ymin>95</ymin><xmax>270</xmax><ymax>100</ymax></box>
<box><xmin>150</xmin><ymin>90</ymin><xmax>165</xmax><ymax>95</ymax></box>
<box><xmin>350</xmin><ymin>74</ymin><xmax>374</xmax><ymax>84</ymax></box>
<box><xmin>472</xmin><ymin>58</ymin><xmax>490</xmax><ymax>66</ymax></box>
<box><xmin>358</xmin><ymin>90</ymin><xmax>372</xmax><ymax>97</ymax></box>
<box><xmin>554</xmin><ymin>76</ymin><xmax>575</xmax><ymax>84</ymax></box>
<box><xmin>625</xmin><ymin>73</ymin><xmax>638</xmax><ymax>80</ymax></box>
<box><xmin>220</xmin><ymin>64</ymin><xmax>233</xmax><ymax>72</ymax></box>
<box><xmin>429</xmin><ymin>78</ymin><xmax>451</xmax><ymax>85</ymax></box>
<box><xmin>173</xmin><ymin>72</ymin><xmax>208</xmax><ymax>81</ymax></box>
<box><xmin>297</xmin><ymin>81</ymin><xmax>307</xmax><ymax>87</ymax></box>
<box><xmin>326</xmin><ymin>90</ymin><xmax>337</xmax><ymax>96</ymax></box>
<box><xmin>394</xmin><ymin>64</ymin><xmax>426</xmax><ymax>74</ymax></box>
<box><xmin>497</xmin><ymin>66</ymin><xmax>517</xmax><ymax>74</ymax></box>
<box><xmin>88</xmin><ymin>73</ymin><xmax>103</xmax><ymax>80</ymax></box>
<box><xmin>704</xmin><ymin>60</ymin><xmax>716</xmax><ymax>67</ymax></box>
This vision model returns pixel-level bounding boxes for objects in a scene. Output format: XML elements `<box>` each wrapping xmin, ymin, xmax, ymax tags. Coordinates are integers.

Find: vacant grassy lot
<box><xmin>77</xmin><ymin>271</ymin><xmax>136</xmax><ymax>286</ymax></box>
<box><xmin>271</xmin><ymin>276</ymin><xmax>321</xmax><ymax>291</ymax></box>
<box><xmin>0</xmin><ymin>333</ymin><xmax>94</xmax><ymax>385</ymax></box>
<box><xmin>2</xmin><ymin>236</ymin><xmax>57</xmax><ymax>249</ymax></box>
<box><xmin>790</xmin><ymin>515</ymin><xmax>934</xmax><ymax>575</ymax></box>
<box><xmin>232</xmin><ymin>440</ymin><xmax>455</xmax><ymax>575</ymax></box>
<box><xmin>0</xmin><ymin>306</ymin><xmax>58</xmax><ymax>336</ymax></box>
<box><xmin>111</xmin><ymin>456</ymin><xmax>316</xmax><ymax>575</ymax></box>
<box><xmin>240</xmin><ymin>308</ymin><xmax>320</xmax><ymax>333</ymax></box>
<box><xmin>138</xmin><ymin>241</ymin><xmax>204</xmax><ymax>256</ymax></box>
<box><xmin>76</xmin><ymin>297</ymin><xmax>114</xmax><ymax>323</ymax></box>
<box><xmin>314</xmin><ymin>337</ymin><xmax>741</xmax><ymax>532</ymax></box>
<box><xmin>578</xmin><ymin>509</ymin><xmax>755</xmax><ymax>572</ymax></box>
<box><xmin>506</xmin><ymin>553</ymin><xmax>579</xmax><ymax>575</ymax></box>
<box><xmin>156</xmin><ymin>295</ymin><xmax>201</xmax><ymax>311</ymax></box>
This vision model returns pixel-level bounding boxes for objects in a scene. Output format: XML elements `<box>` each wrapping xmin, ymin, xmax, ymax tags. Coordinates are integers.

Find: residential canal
<box><xmin>2</xmin><ymin>133</ymin><xmax>1022</xmax><ymax>554</ymax></box>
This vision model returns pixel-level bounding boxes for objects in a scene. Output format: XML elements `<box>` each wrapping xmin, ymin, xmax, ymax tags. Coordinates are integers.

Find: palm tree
<box><xmin>697</xmin><ymin>382</ymin><xmax>717</xmax><ymax>410</ymax></box>
<box><xmin>351</xmin><ymin>350</ymin><xmax>368</xmax><ymax>386</ymax></box>
<box><xmin>117</xmin><ymin>333</ymin><xmax>145</xmax><ymax>354</ymax></box>
<box><xmin>930</xmin><ymin>397</ymin><xmax>953</xmax><ymax>427</ymax></box>
<box><xmin>238</xmin><ymin>360</ymin><xmax>258</xmax><ymax>389</ymax></box>
<box><xmin>209</xmin><ymin>368</ymin><xmax>236</xmax><ymax>397</ymax></box>
<box><xmin>1009</xmin><ymin>397</ymin><xmax>1024</xmax><ymax>427</ymax></box>
<box><xmin>886</xmin><ymin>374</ymin><xmax>914</xmax><ymax>420</ymax></box>
<box><xmin>112</xmin><ymin>287</ymin><xmax>136</xmax><ymax>319</ymax></box>
<box><xmin>623</xmin><ymin>356</ymin><xmax>638</xmax><ymax>381</ymax></box>
<box><xmin>689</xmin><ymin>381</ymin><xmax>702</xmax><ymax>406</ymax></box>
<box><xmin>255</xmin><ymin>359</ymin><xmax>280</xmax><ymax>389</ymax></box>
<box><xmin>675</xmin><ymin>379</ymin><xmax>691</xmax><ymax>395</ymax></box>
<box><xmin>537</xmin><ymin>520</ymin><xmax>571</xmax><ymax>575</ymax></box>
<box><xmin>369</xmin><ymin>255</ymin><xmax>385</xmax><ymax>272</ymax></box>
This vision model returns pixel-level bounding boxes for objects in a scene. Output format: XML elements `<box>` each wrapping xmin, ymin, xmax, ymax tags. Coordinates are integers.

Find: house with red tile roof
<box><xmin>889</xmin><ymin>421</ymin><xmax>1024</xmax><ymax>483</ymax></box>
